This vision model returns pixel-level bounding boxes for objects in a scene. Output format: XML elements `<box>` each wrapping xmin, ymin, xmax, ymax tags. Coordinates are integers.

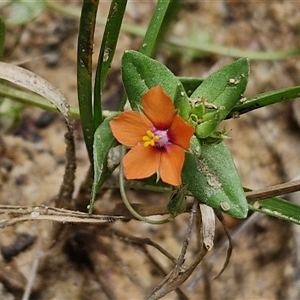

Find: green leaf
<box><xmin>90</xmin><ymin>113</ymin><xmax>118</xmax><ymax>213</ymax></box>
<box><xmin>189</xmin><ymin>135</ymin><xmax>202</xmax><ymax>157</ymax></box>
<box><xmin>182</xmin><ymin>140</ymin><xmax>248</xmax><ymax>219</ymax></box>
<box><xmin>249</xmin><ymin>198</ymin><xmax>300</xmax><ymax>225</ymax></box>
<box><xmin>191</xmin><ymin>58</ymin><xmax>249</xmax><ymax>138</ymax></box>
<box><xmin>230</xmin><ymin>85</ymin><xmax>300</xmax><ymax>117</ymax></box>
<box><xmin>77</xmin><ymin>0</ymin><xmax>99</xmax><ymax>161</ymax></box>
<box><xmin>121</xmin><ymin>50</ymin><xmax>190</xmax><ymax>117</ymax></box>
<box><xmin>94</xmin><ymin>0</ymin><xmax>127</xmax><ymax>128</ymax></box>
<box><xmin>5</xmin><ymin>0</ymin><xmax>45</xmax><ymax>25</ymax></box>
<box><xmin>178</xmin><ymin>77</ymin><xmax>203</xmax><ymax>96</ymax></box>
<box><xmin>173</xmin><ymin>83</ymin><xmax>191</xmax><ymax>120</ymax></box>
<box><xmin>139</xmin><ymin>0</ymin><xmax>176</xmax><ymax>57</ymax></box>
<box><xmin>118</xmin><ymin>0</ymin><xmax>179</xmax><ymax>111</ymax></box>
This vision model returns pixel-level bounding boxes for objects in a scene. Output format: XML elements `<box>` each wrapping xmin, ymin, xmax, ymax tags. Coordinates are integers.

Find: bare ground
<box><xmin>1</xmin><ymin>1</ymin><xmax>300</xmax><ymax>299</ymax></box>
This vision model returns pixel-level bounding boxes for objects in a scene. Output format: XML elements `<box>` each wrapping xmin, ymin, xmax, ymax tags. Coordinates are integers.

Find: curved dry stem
<box><xmin>118</xmin><ymin>146</ymin><xmax>171</xmax><ymax>225</ymax></box>
<box><xmin>0</xmin><ymin>205</ymin><xmax>124</xmax><ymax>228</ymax></box>
<box><xmin>185</xmin><ymin>212</ymin><xmax>262</xmax><ymax>291</ymax></box>
<box><xmin>145</xmin><ymin>200</ymin><xmax>208</xmax><ymax>300</ymax></box>
<box><xmin>213</xmin><ymin>210</ymin><xmax>233</xmax><ymax>279</ymax></box>
<box><xmin>104</xmin><ymin>227</ymin><xmax>177</xmax><ymax>264</ymax></box>
<box><xmin>101</xmin><ymin>227</ymin><xmax>189</xmax><ymax>299</ymax></box>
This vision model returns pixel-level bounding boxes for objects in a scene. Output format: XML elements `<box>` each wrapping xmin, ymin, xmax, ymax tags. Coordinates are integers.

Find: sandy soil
<box><xmin>1</xmin><ymin>1</ymin><xmax>300</xmax><ymax>299</ymax></box>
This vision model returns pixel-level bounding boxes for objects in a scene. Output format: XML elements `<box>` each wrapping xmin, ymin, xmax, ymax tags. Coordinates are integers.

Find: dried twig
<box><xmin>246</xmin><ymin>180</ymin><xmax>300</xmax><ymax>201</ymax></box>
<box><xmin>213</xmin><ymin>210</ymin><xmax>233</xmax><ymax>279</ymax></box>
<box><xmin>105</xmin><ymin>227</ymin><xmax>177</xmax><ymax>264</ymax></box>
<box><xmin>145</xmin><ymin>200</ymin><xmax>208</xmax><ymax>300</ymax></box>
<box><xmin>56</xmin><ymin>127</ymin><xmax>77</xmax><ymax>208</ymax></box>
<box><xmin>102</xmin><ymin>227</ymin><xmax>189</xmax><ymax>299</ymax></box>
<box><xmin>0</xmin><ymin>205</ymin><xmax>124</xmax><ymax>227</ymax></box>
<box><xmin>1</xmin><ymin>177</ymin><xmax>299</xmax><ymax>229</ymax></box>
<box><xmin>186</xmin><ymin>212</ymin><xmax>262</xmax><ymax>291</ymax></box>
<box><xmin>140</xmin><ymin>247</ymin><xmax>190</xmax><ymax>300</ymax></box>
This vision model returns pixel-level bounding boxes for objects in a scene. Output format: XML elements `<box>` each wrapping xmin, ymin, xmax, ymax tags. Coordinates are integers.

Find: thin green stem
<box><xmin>167</xmin><ymin>36</ymin><xmax>300</xmax><ymax>60</ymax></box>
<box><xmin>119</xmin><ymin>147</ymin><xmax>171</xmax><ymax>225</ymax></box>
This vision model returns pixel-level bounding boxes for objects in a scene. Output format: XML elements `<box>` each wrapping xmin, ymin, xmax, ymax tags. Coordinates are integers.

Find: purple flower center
<box><xmin>153</xmin><ymin>129</ymin><xmax>170</xmax><ymax>148</ymax></box>
<box><xmin>142</xmin><ymin>128</ymin><xmax>170</xmax><ymax>148</ymax></box>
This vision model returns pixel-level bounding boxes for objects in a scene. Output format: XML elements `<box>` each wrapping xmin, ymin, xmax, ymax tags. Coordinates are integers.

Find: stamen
<box><xmin>142</xmin><ymin>130</ymin><xmax>159</xmax><ymax>147</ymax></box>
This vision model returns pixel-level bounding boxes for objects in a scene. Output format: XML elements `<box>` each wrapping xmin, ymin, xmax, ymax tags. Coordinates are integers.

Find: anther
<box><xmin>142</xmin><ymin>130</ymin><xmax>159</xmax><ymax>147</ymax></box>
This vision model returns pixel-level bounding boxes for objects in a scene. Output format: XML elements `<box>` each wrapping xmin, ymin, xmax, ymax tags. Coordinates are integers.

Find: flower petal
<box><xmin>168</xmin><ymin>115</ymin><xmax>194</xmax><ymax>149</ymax></box>
<box><xmin>142</xmin><ymin>86</ymin><xmax>175</xmax><ymax>130</ymax></box>
<box><xmin>123</xmin><ymin>145</ymin><xmax>160</xmax><ymax>180</ymax></box>
<box><xmin>159</xmin><ymin>144</ymin><xmax>185</xmax><ymax>186</ymax></box>
<box><xmin>110</xmin><ymin>111</ymin><xmax>153</xmax><ymax>147</ymax></box>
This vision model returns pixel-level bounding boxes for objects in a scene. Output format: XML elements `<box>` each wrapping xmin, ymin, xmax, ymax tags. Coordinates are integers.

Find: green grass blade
<box><xmin>249</xmin><ymin>197</ymin><xmax>300</xmax><ymax>225</ymax></box>
<box><xmin>93</xmin><ymin>0</ymin><xmax>127</xmax><ymax>129</ymax></box>
<box><xmin>77</xmin><ymin>0</ymin><xmax>99</xmax><ymax>162</ymax></box>
<box><xmin>229</xmin><ymin>85</ymin><xmax>300</xmax><ymax>117</ymax></box>
<box><xmin>139</xmin><ymin>0</ymin><xmax>177</xmax><ymax>57</ymax></box>
<box><xmin>119</xmin><ymin>0</ymin><xmax>178</xmax><ymax>110</ymax></box>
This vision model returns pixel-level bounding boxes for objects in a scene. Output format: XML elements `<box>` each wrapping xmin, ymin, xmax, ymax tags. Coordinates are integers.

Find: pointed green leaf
<box><xmin>139</xmin><ymin>0</ymin><xmax>176</xmax><ymax>57</ymax></box>
<box><xmin>121</xmin><ymin>50</ymin><xmax>190</xmax><ymax>118</ymax></box>
<box><xmin>90</xmin><ymin>113</ymin><xmax>118</xmax><ymax>212</ymax></box>
<box><xmin>230</xmin><ymin>85</ymin><xmax>300</xmax><ymax>117</ymax></box>
<box><xmin>77</xmin><ymin>0</ymin><xmax>99</xmax><ymax>161</ymax></box>
<box><xmin>178</xmin><ymin>77</ymin><xmax>203</xmax><ymax>96</ymax></box>
<box><xmin>173</xmin><ymin>83</ymin><xmax>191</xmax><ymax>120</ymax></box>
<box><xmin>191</xmin><ymin>58</ymin><xmax>249</xmax><ymax>138</ymax></box>
<box><xmin>249</xmin><ymin>198</ymin><xmax>300</xmax><ymax>225</ymax></box>
<box><xmin>182</xmin><ymin>140</ymin><xmax>248</xmax><ymax>219</ymax></box>
<box><xmin>93</xmin><ymin>0</ymin><xmax>127</xmax><ymax>128</ymax></box>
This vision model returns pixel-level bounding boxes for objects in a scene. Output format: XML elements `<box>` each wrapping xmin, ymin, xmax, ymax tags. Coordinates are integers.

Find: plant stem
<box><xmin>119</xmin><ymin>146</ymin><xmax>171</xmax><ymax>225</ymax></box>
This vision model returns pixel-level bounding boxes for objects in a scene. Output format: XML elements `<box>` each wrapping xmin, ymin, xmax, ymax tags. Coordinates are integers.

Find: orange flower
<box><xmin>110</xmin><ymin>86</ymin><xmax>194</xmax><ymax>186</ymax></box>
